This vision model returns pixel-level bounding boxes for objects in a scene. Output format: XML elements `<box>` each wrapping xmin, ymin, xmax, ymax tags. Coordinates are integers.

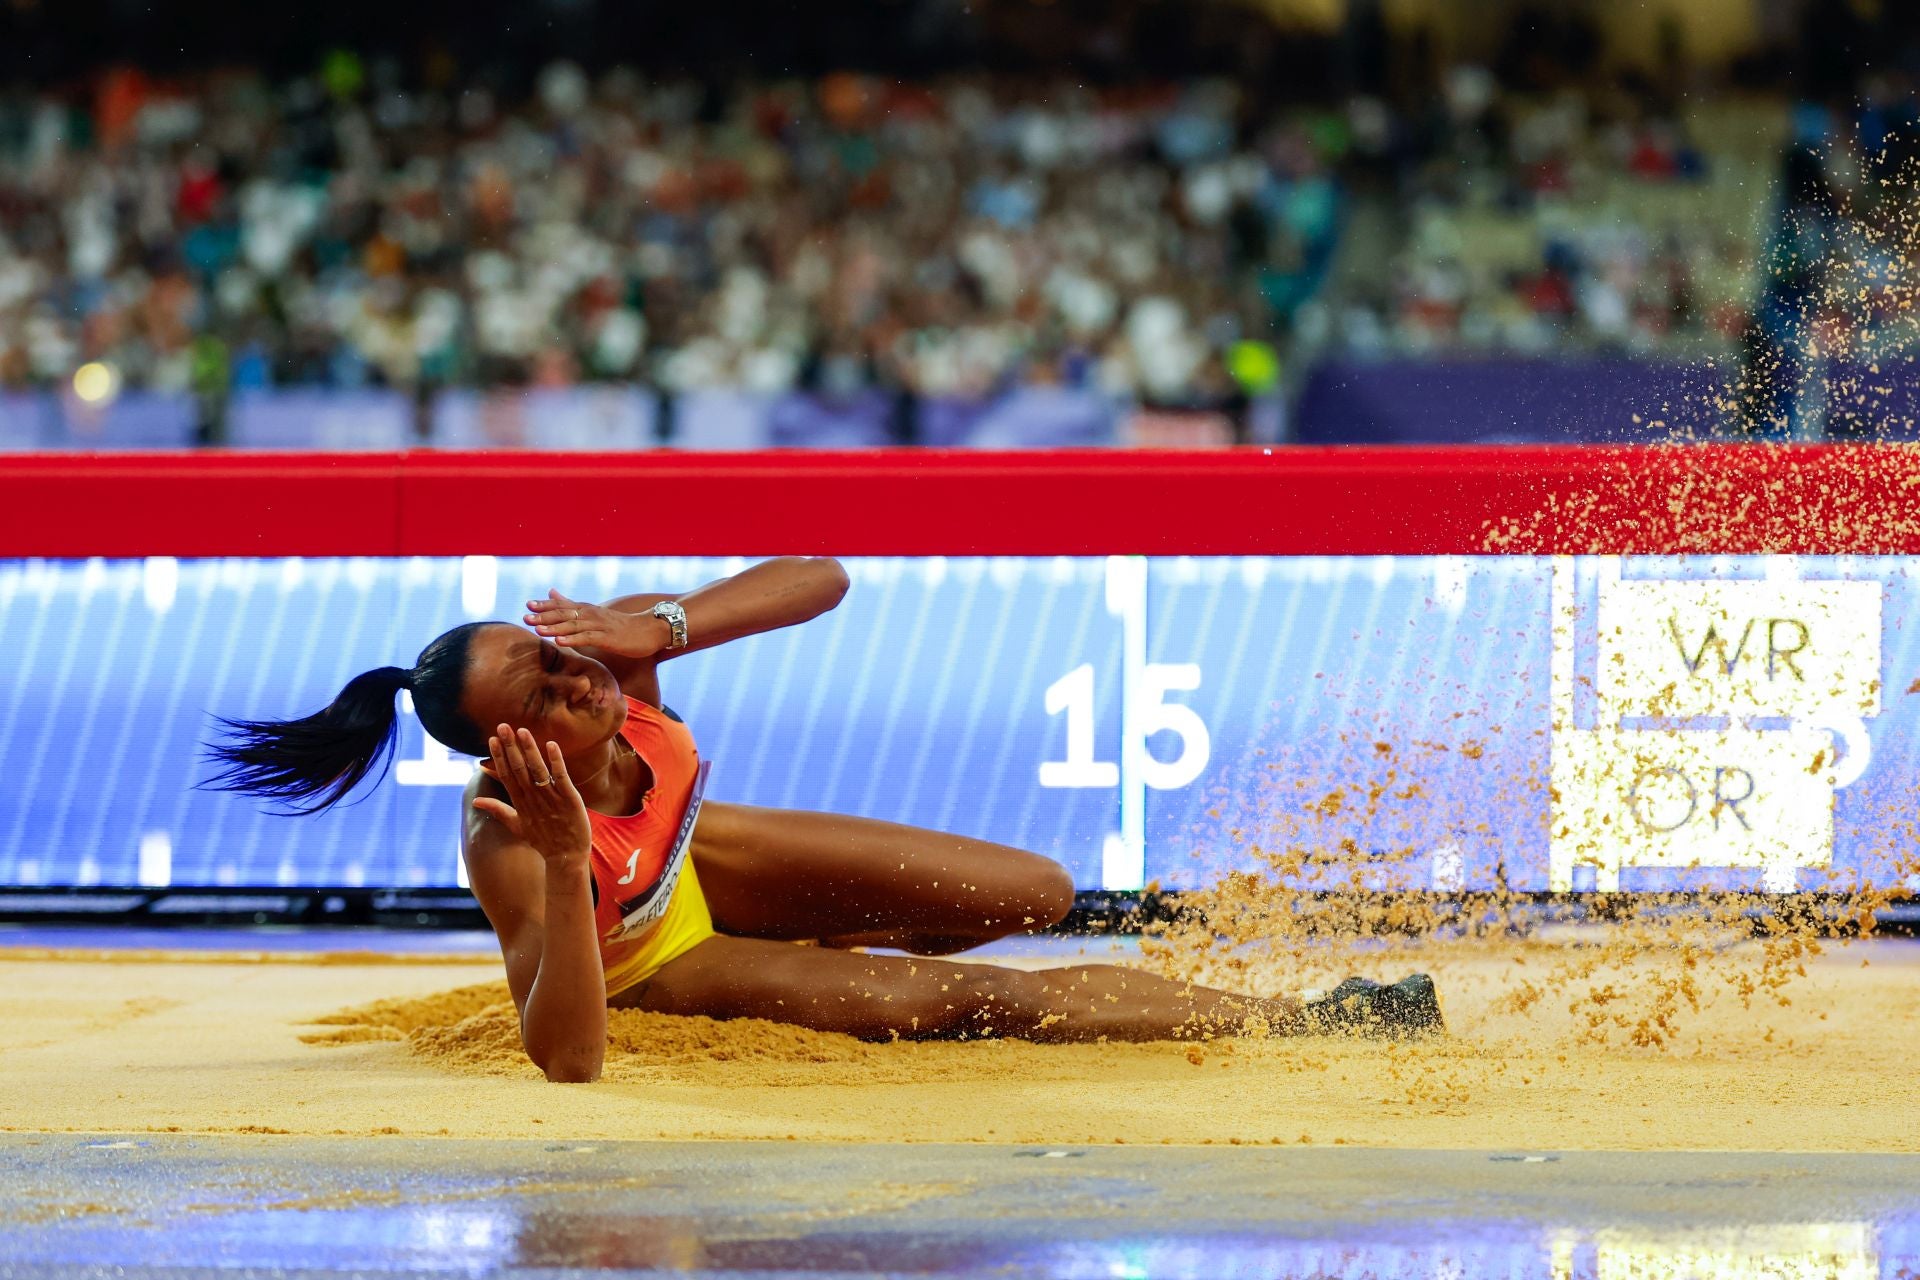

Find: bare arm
<box><xmin>525</xmin><ymin>557</ymin><xmax>850</xmax><ymax>699</ymax></box>
<box><xmin>461</xmin><ymin>731</ymin><xmax>607</xmax><ymax>1083</ymax></box>
<box><xmin>631</xmin><ymin>555</ymin><xmax>850</xmax><ymax>660</ymax></box>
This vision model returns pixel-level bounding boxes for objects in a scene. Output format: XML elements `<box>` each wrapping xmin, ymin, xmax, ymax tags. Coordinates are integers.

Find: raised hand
<box><xmin>470</xmin><ymin>725</ymin><xmax>593</xmax><ymax>866</ymax></box>
<box><xmin>525</xmin><ymin>589</ymin><xmax>668</xmax><ymax>658</ymax></box>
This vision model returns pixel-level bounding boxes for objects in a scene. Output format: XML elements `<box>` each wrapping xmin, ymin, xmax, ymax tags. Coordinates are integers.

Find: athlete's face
<box><xmin>460</xmin><ymin>623</ymin><xmax>627</xmax><ymax>757</ymax></box>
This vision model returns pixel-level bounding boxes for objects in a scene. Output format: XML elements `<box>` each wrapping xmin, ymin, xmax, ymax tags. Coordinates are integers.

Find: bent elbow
<box><xmin>528</xmin><ymin>1040</ymin><xmax>603</xmax><ymax>1084</ymax></box>
<box><xmin>537</xmin><ymin>1053</ymin><xmax>603</xmax><ymax>1084</ymax></box>
<box><xmin>813</xmin><ymin>557</ymin><xmax>851</xmax><ymax>609</ymax></box>
<box><xmin>1036</xmin><ymin>862</ymin><xmax>1075</xmax><ymax>929</ymax></box>
<box><xmin>543</xmin><ymin>1062</ymin><xmax>602</xmax><ymax>1085</ymax></box>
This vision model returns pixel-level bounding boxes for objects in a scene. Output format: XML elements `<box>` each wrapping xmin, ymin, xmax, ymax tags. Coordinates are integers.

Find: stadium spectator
<box><xmin>0</xmin><ymin>67</ymin><xmax>1331</xmax><ymax>415</ymax></box>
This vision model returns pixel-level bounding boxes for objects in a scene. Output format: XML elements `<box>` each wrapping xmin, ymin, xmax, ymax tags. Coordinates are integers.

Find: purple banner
<box><xmin>1820</xmin><ymin>357</ymin><xmax>1920</xmax><ymax>439</ymax></box>
<box><xmin>667</xmin><ymin>390</ymin><xmax>774</xmax><ymax>450</ymax></box>
<box><xmin>919</xmin><ymin>388</ymin><xmax>1119</xmax><ymax>448</ymax></box>
<box><xmin>1293</xmin><ymin>359</ymin><xmax>1730</xmax><ymax>444</ymax></box>
<box><xmin>768</xmin><ymin>390</ymin><xmax>895</xmax><ymax>448</ymax></box>
<box><xmin>429</xmin><ymin>388</ymin><xmax>656</xmax><ymax>451</ymax></box>
<box><xmin>46</xmin><ymin>392</ymin><xmax>198</xmax><ymax>449</ymax></box>
<box><xmin>231</xmin><ymin>390</ymin><xmax>415</xmax><ymax>450</ymax></box>
<box><xmin>0</xmin><ymin>393</ymin><xmax>41</xmax><ymax>449</ymax></box>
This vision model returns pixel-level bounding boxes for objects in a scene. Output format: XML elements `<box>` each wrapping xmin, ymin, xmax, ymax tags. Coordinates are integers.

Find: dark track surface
<box><xmin>4</xmin><ymin>1136</ymin><xmax>1918</xmax><ymax>1278</ymax></box>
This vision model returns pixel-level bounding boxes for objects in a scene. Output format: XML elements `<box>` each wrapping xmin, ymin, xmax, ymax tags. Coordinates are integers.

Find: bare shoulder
<box><xmin>461</xmin><ymin>769</ymin><xmax>532</xmax><ymax>891</ymax></box>
<box><xmin>462</xmin><ymin>765</ymin><xmax>506</xmax><ymax>814</ymax></box>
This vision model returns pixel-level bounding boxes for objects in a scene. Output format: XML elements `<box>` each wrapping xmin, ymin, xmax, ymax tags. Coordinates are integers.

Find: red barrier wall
<box><xmin>4</xmin><ymin>446</ymin><xmax>1919</xmax><ymax>556</ymax></box>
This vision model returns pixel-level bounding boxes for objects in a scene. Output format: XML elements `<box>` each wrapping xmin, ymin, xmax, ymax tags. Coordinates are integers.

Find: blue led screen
<box><xmin>3</xmin><ymin>555</ymin><xmax>1915</xmax><ymax>894</ymax></box>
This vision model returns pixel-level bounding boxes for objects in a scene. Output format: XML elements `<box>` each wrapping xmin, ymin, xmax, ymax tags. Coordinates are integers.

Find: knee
<box><xmin>975</xmin><ymin>859</ymin><xmax>1072</xmax><ymax>943</ymax></box>
<box><xmin>1023</xmin><ymin>860</ymin><xmax>1075</xmax><ymax>931</ymax></box>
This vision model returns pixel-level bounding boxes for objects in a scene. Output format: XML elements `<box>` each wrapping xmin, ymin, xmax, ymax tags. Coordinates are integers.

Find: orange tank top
<box><xmin>586</xmin><ymin>697</ymin><xmax>709</xmax><ymax>953</ymax></box>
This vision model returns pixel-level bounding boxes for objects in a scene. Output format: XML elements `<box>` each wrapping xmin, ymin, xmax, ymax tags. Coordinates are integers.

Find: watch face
<box><xmin>653</xmin><ymin>601</ymin><xmax>686</xmax><ymax>645</ymax></box>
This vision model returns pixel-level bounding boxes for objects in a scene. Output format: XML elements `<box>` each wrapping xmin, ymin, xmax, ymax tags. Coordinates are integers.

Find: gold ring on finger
<box><xmin>533</xmin><ymin>777</ymin><xmax>554</xmax><ymax>787</ymax></box>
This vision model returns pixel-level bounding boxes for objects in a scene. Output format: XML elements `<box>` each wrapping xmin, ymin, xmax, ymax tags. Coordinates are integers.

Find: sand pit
<box><xmin>2</xmin><ymin>937</ymin><xmax>1915</xmax><ymax>1151</ymax></box>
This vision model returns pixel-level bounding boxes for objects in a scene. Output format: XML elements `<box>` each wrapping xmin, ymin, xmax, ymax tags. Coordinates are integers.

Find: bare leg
<box><xmin>690</xmin><ymin>802</ymin><xmax>1074</xmax><ymax>954</ymax></box>
<box><xmin>618</xmin><ymin>934</ymin><xmax>1303</xmax><ymax>1041</ymax></box>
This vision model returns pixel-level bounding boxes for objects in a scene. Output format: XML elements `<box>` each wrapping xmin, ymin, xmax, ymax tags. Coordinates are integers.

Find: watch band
<box><xmin>650</xmin><ymin>600</ymin><xmax>689</xmax><ymax>650</ymax></box>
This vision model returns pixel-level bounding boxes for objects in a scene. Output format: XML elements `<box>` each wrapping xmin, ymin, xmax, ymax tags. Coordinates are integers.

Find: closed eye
<box><xmin>524</xmin><ymin>643</ymin><xmax>562</xmax><ymax>716</ymax></box>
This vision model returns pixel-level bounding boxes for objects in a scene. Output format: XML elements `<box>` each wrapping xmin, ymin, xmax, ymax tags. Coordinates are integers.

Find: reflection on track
<box><xmin>2</xmin><ymin>1138</ymin><xmax>1915</xmax><ymax>1278</ymax></box>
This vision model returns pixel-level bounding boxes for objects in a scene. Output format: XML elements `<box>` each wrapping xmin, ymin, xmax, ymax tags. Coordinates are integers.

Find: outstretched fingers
<box><xmin>526</xmin><ymin>589</ymin><xmax>580</xmax><ymax>634</ymax></box>
<box><xmin>473</xmin><ymin>732</ymin><xmax>528</xmax><ymax>835</ymax></box>
<box><xmin>490</xmin><ymin>724</ymin><xmax>546</xmax><ymax>793</ymax></box>
<box><xmin>515</xmin><ymin>727</ymin><xmax>555</xmax><ymax>786</ymax></box>
<box><xmin>474</xmin><ymin>725</ymin><xmax>592</xmax><ymax>863</ymax></box>
<box><xmin>544</xmin><ymin>739</ymin><xmax>580</xmax><ymax>799</ymax></box>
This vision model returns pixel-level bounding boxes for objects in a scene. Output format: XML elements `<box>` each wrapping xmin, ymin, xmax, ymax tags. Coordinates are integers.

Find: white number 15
<box><xmin>1040</xmin><ymin>663</ymin><xmax>1211</xmax><ymax>791</ymax></box>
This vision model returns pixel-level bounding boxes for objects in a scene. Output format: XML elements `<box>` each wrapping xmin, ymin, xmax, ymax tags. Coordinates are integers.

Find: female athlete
<box><xmin>208</xmin><ymin>557</ymin><xmax>1442</xmax><ymax>1082</ymax></box>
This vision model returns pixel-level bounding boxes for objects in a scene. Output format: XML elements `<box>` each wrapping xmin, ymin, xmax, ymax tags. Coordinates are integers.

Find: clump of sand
<box><xmin>305</xmin><ymin>981</ymin><xmax>508</xmax><ymax>1040</ymax></box>
<box><xmin>311</xmin><ymin>981</ymin><xmax>1130</xmax><ymax>1086</ymax></box>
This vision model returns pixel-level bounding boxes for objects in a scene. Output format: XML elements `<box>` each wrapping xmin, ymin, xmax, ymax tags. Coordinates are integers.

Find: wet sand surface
<box><xmin>2</xmin><ymin>935</ymin><xmax>1915</xmax><ymax>1151</ymax></box>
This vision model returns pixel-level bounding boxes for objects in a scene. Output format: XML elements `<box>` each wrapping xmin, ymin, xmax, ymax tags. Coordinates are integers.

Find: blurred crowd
<box><xmin>0</xmin><ymin>62</ymin><xmax>1341</xmax><ymax>406</ymax></box>
<box><xmin>1306</xmin><ymin>65</ymin><xmax>1762</xmax><ymax>362</ymax></box>
<box><xmin>0</xmin><ymin>50</ymin><xmax>1869</xmax><ymax>407</ymax></box>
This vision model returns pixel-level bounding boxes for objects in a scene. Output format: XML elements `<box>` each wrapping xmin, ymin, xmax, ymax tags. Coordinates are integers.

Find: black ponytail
<box><xmin>204</xmin><ymin>621</ymin><xmax>491</xmax><ymax>815</ymax></box>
